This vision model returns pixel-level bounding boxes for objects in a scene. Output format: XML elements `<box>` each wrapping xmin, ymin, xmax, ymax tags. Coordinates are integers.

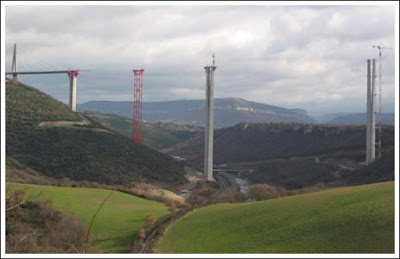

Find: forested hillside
<box><xmin>83</xmin><ymin>111</ymin><xmax>201</xmax><ymax>150</ymax></box>
<box><xmin>6</xmin><ymin>82</ymin><xmax>186</xmax><ymax>188</ymax></box>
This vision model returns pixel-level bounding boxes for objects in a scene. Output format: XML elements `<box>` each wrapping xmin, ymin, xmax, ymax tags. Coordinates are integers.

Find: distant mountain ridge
<box><xmin>327</xmin><ymin>113</ymin><xmax>394</xmax><ymax>125</ymax></box>
<box><xmin>78</xmin><ymin>98</ymin><xmax>314</xmax><ymax>127</ymax></box>
<box><xmin>315</xmin><ymin>112</ymin><xmax>394</xmax><ymax>125</ymax></box>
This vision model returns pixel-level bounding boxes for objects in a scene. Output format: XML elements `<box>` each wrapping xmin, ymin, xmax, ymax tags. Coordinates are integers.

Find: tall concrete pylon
<box><xmin>68</xmin><ymin>70</ymin><xmax>79</xmax><ymax>112</ymax></box>
<box><xmin>204</xmin><ymin>62</ymin><xmax>216</xmax><ymax>181</ymax></box>
<box><xmin>11</xmin><ymin>43</ymin><xmax>18</xmax><ymax>83</ymax></box>
<box><xmin>366</xmin><ymin>59</ymin><xmax>376</xmax><ymax>165</ymax></box>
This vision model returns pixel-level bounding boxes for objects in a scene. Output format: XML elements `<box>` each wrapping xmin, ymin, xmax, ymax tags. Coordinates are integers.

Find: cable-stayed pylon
<box><xmin>11</xmin><ymin>43</ymin><xmax>18</xmax><ymax>83</ymax></box>
<box><xmin>6</xmin><ymin>43</ymin><xmax>90</xmax><ymax>112</ymax></box>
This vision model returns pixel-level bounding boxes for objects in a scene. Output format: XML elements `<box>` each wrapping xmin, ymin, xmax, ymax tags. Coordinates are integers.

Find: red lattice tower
<box><xmin>132</xmin><ymin>69</ymin><xmax>144</xmax><ymax>144</ymax></box>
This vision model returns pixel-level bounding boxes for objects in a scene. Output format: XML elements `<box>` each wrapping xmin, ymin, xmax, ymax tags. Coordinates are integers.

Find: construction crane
<box><xmin>372</xmin><ymin>45</ymin><xmax>393</xmax><ymax>158</ymax></box>
<box><xmin>212</xmin><ymin>53</ymin><xmax>216</xmax><ymax>67</ymax></box>
<box><xmin>132</xmin><ymin>68</ymin><xmax>144</xmax><ymax>144</ymax></box>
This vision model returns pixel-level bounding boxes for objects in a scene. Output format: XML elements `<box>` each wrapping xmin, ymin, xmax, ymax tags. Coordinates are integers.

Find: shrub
<box><xmin>168</xmin><ymin>203</ymin><xmax>178</xmax><ymax>217</ymax></box>
<box><xmin>6</xmin><ymin>189</ymin><xmax>100</xmax><ymax>253</ymax></box>
<box><xmin>145</xmin><ymin>214</ymin><xmax>156</xmax><ymax>230</ymax></box>
<box><xmin>249</xmin><ymin>184</ymin><xmax>282</xmax><ymax>201</ymax></box>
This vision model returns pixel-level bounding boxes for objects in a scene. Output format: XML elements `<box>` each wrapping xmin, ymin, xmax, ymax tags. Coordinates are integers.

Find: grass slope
<box><xmin>8</xmin><ymin>183</ymin><xmax>169</xmax><ymax>253</ymax></box>
<box><xmin>157</xmin><ymin>181</ymin><xmax>394</xmax><ymax>253</ymax></box>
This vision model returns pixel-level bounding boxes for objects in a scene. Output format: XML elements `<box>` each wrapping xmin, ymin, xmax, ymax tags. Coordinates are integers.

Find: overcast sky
<box><xmin>4</xmin><ymin>3</ymin><xmax>397</xmax><ymax>116</ymax></box>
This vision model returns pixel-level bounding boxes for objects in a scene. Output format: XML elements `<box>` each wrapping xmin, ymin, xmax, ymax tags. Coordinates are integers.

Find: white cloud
<box><xmin>3</xmin><ymin>4</ymin><xmax>396</xmax><ymax>116</ymax></box>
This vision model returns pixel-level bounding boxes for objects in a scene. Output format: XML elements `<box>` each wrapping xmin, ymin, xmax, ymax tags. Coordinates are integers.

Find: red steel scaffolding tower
<box><xmin>132</xmin><ymin>69</ymin><xmax>144</xmax><ymax>144</ymax></box>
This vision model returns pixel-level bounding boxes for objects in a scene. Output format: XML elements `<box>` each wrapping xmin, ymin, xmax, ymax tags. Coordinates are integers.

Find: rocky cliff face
<box><xmin>79</xmin><ymin>98</ymin><xmax>314</xmax><ymax>127</ymax></box>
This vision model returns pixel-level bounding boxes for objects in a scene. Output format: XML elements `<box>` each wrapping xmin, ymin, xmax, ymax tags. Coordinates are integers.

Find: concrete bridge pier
<box><xmin>204</xmin><ymin>66</ymin><xmax>217</xmax><ymax>181</ymax></box>
<box><xmin>366</xmin><ymin>59</ymin><xmax>376</xmax><ymax>165</ymax></box>
<box><xmin>204</xmin><ymin>65</ymin><xmax>216</xmax><ymax>181</ymax></box>
<box><xmin>68</xmin><ymin>70</ymin><xmax>79</xmax><ymax>112</ymax></box>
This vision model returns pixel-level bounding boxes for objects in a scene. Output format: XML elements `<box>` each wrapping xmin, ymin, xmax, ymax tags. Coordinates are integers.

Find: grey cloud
<box><xmin>4</xmin><ymin>4</ymin><xmax>396</xmax><ymax>116</ymax></box>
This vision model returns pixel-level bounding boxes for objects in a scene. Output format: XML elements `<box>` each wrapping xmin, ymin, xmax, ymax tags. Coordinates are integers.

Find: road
<box><xmin>139</xmin><ymin>170</ymin><xmax>243</xmax><ymax>253</ymax></box>
<box><xmin>138</xmin><ymin>217</ymin><xmax>171</xmax><ymax>254</ymax></box>
<box><xmin>138</xmin><ymin>226</ymin><xmax>160</xmax><ymax>253</ymax></box>
<box><xmin>139</xmin><ymin>166</ymin><xmax>198</xmax><ymax>253</ymax></box>
<box><xmin>314</xmin><ymin>156</ymin><xmax>356</xmax><ymax>171</ymax></box>
<box><xmin>179</xmin><ymin>166</ymin><xmax>198</xmax><ymax>198</ymax></box>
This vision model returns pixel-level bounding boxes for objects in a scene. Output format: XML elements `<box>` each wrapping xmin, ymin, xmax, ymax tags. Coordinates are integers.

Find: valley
<box><xmin>5</xmin><ymin>81</ymin><xmax>395</xmax><ymax>254</ymax></box>
<box><xmin>3</xmin><ymin>4</ymin><xmax>397</xmax><ymax>257</ymax></box>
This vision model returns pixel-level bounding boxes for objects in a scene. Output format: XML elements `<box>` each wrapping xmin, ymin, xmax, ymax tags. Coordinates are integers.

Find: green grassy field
<box><xmin>8</xmin><ymin>183</ymin><xmax>170</xmax><ymax>253</ymax></box>
<box><xmin>157</xmin><ymin>181</ymin><xmax>394</xmax><ymax>253</ymax></box>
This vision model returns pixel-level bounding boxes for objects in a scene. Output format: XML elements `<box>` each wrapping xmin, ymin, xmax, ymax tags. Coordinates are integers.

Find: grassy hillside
<box><xmin>8</xmin><ymin>183</ymin><xmax>169</xmax><ymax>253</ymax></box>
<box><xmin>157</xmin><ymin>181</ymin><xmax>394</xmax><ymax>253</ymax></box>
<box><xmin>6</xmin><ymin>82</ymin><xmax>186</xmax><ymax>188</ymax></box>
<box><xmin>82</xmin><ymin>111</ymin><xmax>201</xmax><ymax>150</ymax></box>
<box><xmin>82</xmin><ymin>112</ymin><xmax>133</xmax><ymax>137</ymax></box>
